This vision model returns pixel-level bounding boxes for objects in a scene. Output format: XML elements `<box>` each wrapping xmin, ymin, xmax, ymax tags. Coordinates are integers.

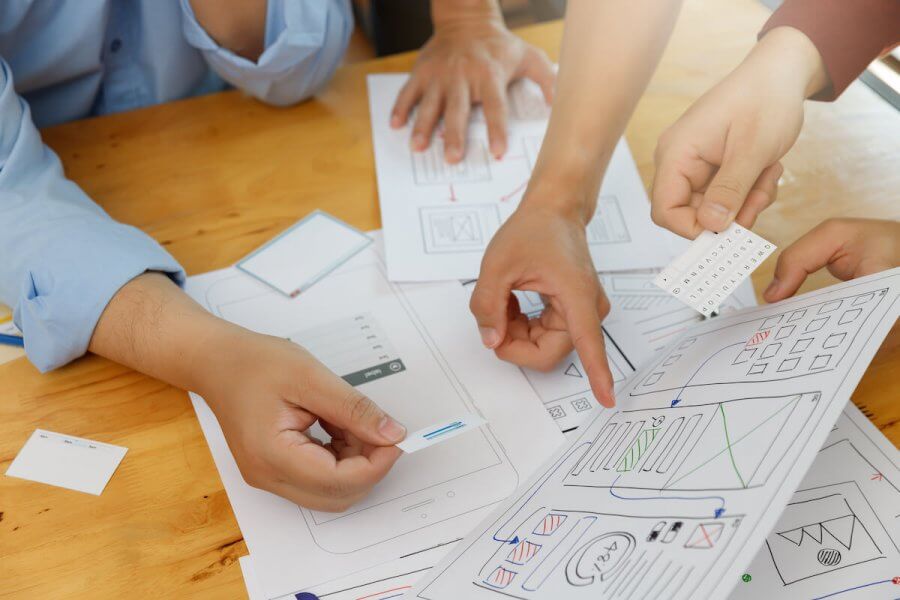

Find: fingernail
<box><xmin>445</xmin><ymin>147</ymin><xmax>461</xmax><ymax>163</ymax></box>
<box><xmin>765</xmin><ymin>277</ymin><xmax>780</xmax><ymax>298</ymax></box>
<box><xmin>390</xmin><ymin>114</ymin><xmax>401</xmax><ymax>128</ymax></box>
<box><xmin>411</xmin><ymin>133</ymin><xmax>426</xmax><ymax>150</ymax></box>
<box><xmin>490</xmin><ymin>141</ymin><xmax>505</xmax><ymax>159</ymax></box>
<box><xmin>702</xmin><ymin>203</ymin><xmax>732</xmax><ymax>231</ymax></box>
<box><xmin>479</xmin><ymin>327</ymin><xmax>501</xmax><ymax>349</ymax></box>
<box><xmin>379</xmin><ymin>416</ymin><xmax>407</xmax><ymax>443</ymax></box>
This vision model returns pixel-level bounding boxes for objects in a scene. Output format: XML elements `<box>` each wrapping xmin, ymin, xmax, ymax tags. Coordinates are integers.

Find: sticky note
<box><xmin>654</xmin><ymin>222</ymin><xmax>776</xmax><ymax>316</ymax></box>
<box><xmin>397</xmin><ymin>413</ymin><xmax>487</xmax><ymax>453</ymax></box>
<box><xmin>5</xmin><ymin>429</ymin><xmax>128</xmax><ymax>495</ymax></box>
<box><xmin>237</xmin><ymin>210</ymin><xmax>371</xmax><ymax>298</ymax></box>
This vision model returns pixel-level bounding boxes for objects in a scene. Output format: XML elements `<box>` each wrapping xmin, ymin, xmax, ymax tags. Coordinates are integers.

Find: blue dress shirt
<box><xmin>0</xmin><ymin>0</ymin><xmax>352</xmax><ymax>371</ymax></box>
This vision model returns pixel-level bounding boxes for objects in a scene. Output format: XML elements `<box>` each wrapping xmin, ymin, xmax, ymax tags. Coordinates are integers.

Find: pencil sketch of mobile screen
<box><xmin>207</xmin><ymin>258</ymin><xmax>518</xmax><ymax>553</ymax></box>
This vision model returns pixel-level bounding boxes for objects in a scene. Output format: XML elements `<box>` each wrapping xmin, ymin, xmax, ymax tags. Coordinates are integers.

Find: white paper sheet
<box><xmin>655</xmin><ymin>222</ymin><xmax>776</xmax><ymax>315</ymax></box>
<box><xmin>5</xmin><ymin>429</ymin><xmax>127</xmax><ymax>495</ymax></box>
<box><xmin>241</xmin><ymin>546</ymin><xmax>447</xmax><ymax>600</ymax></box>
<box><xmin>410</xmin><ymin>267</ymin><xmax>900</xmax><ymax>599</ymax></box>
<box><xmin>731</xmin><ymin>402</ymin><xmax>900</xmax><ymax>599</ymax></box>
<box><xmin>185</xmin><ymin>238</ymin><xmax>563</xmax><ymax>599</ymax></box>
<box><xmin>398</xmin><ymin>414</ymin><xmax>487</xmax><ymax>453</ymax></box>
<box><xmin>368</xmin><ymin>73</ymin><xmax>681</xmax><ymax>282</ymax></box>
<box><xmin>240</xmin><ymin>403</ymin><xmax>900</xmax><ymax>600</ymax></box>
<box><xmin>237</xmin><ymin>210</ymin><xmax>371</xmax><ymax>298</ymax></box>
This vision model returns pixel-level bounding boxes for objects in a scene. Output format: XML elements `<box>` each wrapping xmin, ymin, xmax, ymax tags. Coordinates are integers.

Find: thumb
<box><xmin>519</xmin><ymin>47</ymin><xmax>556</xmax><ymax>104</ymax></box>
<box><xmin>764</xmin><ymin>222</ymin><xmax>840</xmax><ymax>303</ymax></box>
<box><xmin>700</xmin><ymin>144</ymin><xmax>767</xmax><ymax>232</ymax></box>
<box><xmin>300</xmin><ymin>366</ymin><xmax>407</xmax><ymax>446</ymax></box>
<box><xmin>469</xmin><ymin>277</ymin><xmax>514</xmax><ymax>350</ymax></box>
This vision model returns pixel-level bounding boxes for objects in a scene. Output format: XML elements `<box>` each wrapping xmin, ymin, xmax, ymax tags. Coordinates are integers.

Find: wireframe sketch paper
<box><xmin>368</xmin><ymin>73</ymin><xmax>681</xmax><ymax>281</ymax></box>
<box><xmin>732</xmin><ymin>402</ymin><xmax>900</xmax><ymax>599</ymax></box>
<box><xmin>398</xmin><ymin>414</ymin><xmax>487</xmax><ymax>453</ymax></box>
<box><xmin>184</xmin><ymin>237</ymin><xmax>563</xmax><ymax>599</ymax></box>
<box><xmin>410</xmin><ymin>267</ymin><xmax>900</xmax><ymax>599</ymax></box>
<box><xmin>236</xmin><ymin>401</ymin><xmax>900</xmax><ymax>600</ymax></box>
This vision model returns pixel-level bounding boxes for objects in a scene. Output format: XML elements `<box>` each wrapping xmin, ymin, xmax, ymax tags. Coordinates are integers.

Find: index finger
<box><xmin>561</xmin><ymin>283</ymin><xmax>615</xmax><ymax>407</ymax></box>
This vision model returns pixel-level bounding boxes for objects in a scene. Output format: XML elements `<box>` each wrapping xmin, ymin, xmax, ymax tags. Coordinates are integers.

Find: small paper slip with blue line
<box><xmin>397</xmin><ymin>413</ymin><xmax>487</xmax><ymax>453</ymax></box>
<box><xmin>237</xmin><ymin>210</ymin><xmax>371</xmax><ymax>298</ymax></box>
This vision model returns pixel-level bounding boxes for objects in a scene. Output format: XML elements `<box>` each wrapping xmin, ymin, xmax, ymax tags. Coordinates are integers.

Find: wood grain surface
<box><xmin>2</xmin><ymin>1</ymin><xmax>897</xmax><ymax>597</ymax></box>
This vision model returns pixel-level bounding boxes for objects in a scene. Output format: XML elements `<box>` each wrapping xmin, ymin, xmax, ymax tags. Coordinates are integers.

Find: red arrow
<box><xmin>871</xmin><ymin>473</ymin><xmax>884</xmax><ymax>481</ymax></box>
<box><xmin>500</xmin><ymin>180</ymin><xmax>528</xmax><ymax>202</ymax></box>
<box><xmin>449</xmin><ymin>184</ymin><xmax>457</xmax><ymax>202</ymax></box>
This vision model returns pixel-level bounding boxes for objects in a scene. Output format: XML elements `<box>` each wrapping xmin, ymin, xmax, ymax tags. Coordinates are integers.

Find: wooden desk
<box><xmin>2</xmin><ymin>1</ymin><xmax>898</xmax><ymax>597</ymax></box>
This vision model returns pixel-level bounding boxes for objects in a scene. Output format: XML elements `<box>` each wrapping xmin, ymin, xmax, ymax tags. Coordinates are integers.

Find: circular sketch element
<box><xmin>817</xmin><ymin>548</ymin><xmax>842</xmax><ymax>566</ymax></box>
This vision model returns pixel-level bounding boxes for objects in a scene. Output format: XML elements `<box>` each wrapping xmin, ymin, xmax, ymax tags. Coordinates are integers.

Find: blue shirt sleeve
<box><xmin>0</xmin><ymin>58</ymin><xmax>185</xmax><ymax>372</ymax></box>
<box><xmin>179</xmin><ymin>0</ymin><xmax>354</xmax><ymax>107</ymax></box>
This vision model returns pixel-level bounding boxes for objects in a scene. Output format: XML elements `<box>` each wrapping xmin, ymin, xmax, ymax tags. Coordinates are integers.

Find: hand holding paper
<box><xmin>194</xmin><ymin>326</ymin><xmax>405</xmax><ymax>512</ymax></box>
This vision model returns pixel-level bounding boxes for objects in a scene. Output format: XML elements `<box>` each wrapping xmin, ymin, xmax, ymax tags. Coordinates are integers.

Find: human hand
<box><xmin>390</xmin><ymin>5</ymin><xmax>554</xmax><ymax>163</ymax></box>
<box><xmin>651</xmin><ymin>27</ymin><xmax>829</xmax><ymax>238</ymax></box>
<box><xmin>196</xmin><ymin>326</ymin><xmax>406</xmax><ymax>512</ymax></box>
<box><xmin>764</xmin><ymin>218</ymin><xmax>900</xmax><ymax>302</ymax></box>
<box><xmin>469</xmin><ymin>202</ymin><xmax>615</xmax><ymax>407</ymax></box>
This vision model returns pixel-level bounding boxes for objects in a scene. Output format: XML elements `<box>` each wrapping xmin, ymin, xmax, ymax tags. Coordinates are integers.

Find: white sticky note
<box><xmin>5</xmin><ymin>429</ymin><xmax>128</xmax><ymax>495</ymax></box>
<box><xmin>397</xmin><ymin>413</ymin><xmax>487</xmax><ymax>453</ymax></box>
<box><xmin>237</xmin><ymin>210</ymin><xmax>372</xmax><ymax>298</ymax></box>
<box><xmin>654</xmin><ymin>222</ymin><xmax>776</xmax><ymax>315</ymax></box>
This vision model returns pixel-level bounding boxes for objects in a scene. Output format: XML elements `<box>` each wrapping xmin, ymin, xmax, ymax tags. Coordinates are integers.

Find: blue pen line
<box><xmin>0</xmin><ymin>333</ymin><xmax>24</xmax><ymax>347</ymax></box>
<box><xmin>424</xmin><ymin>421</ymin><xmax>465</xmax><ymax>439</ymax></box>
<box><xmin>812</xmin><ymin>579</ymin><xmax>896</xmax><ymax>599</ymax></box>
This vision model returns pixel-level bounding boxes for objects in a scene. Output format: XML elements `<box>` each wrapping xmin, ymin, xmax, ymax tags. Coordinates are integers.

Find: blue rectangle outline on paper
<box><xmin>235</xmin><ymin>209</ymin><xmax>373</xmax><ymax>298</ymax></box>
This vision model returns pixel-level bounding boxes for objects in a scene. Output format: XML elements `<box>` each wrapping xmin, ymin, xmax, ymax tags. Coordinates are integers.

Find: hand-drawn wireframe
<box><xmin>732</xmin><ymin>403</ymin><xmax>900</xmax><ymax>600</ymax></box>
<box><xmin>766</xmin><ymin>483</ymin><xmax>887</xmax><ymax>585</ymax></box>
<box><xmin>507</xmin><ymin>79</ymin><xmax>552</xmax><ymax>122</ymax></box>
<box><xmin>585</xmin><ymin>196</ymin><xmax>631</xmax><ymax>245</ymax></box>
<box><xmin>411</xmin><ymin>270</ymin><xmax>900</xmax><ymax>600</ymax></box>
<box><xmin>631</xmin><ymin>288</ymin><xmax>889</xmax><ymax>396</ymax></box>
<box><xmin>411</xmin><ymin>138</ymin><xmax>491</xmax><ymax>185</ymax></box>
<box><xmin>420</xmin><ymin>205</ymin><xmax>502</xmax><ymax>254</ymax></box>
<box><xmin>461</xmin><ymin>443</ymin><xmax>744</xmax><ymax>599</ymax></box>
<box><xmin>522</xmin><ymin>136</ymin><xmax>543</xmax><ymax>171</ymax></box>
<box><xmin>289</xmin><ymin>313</ymin><xmax>406</xmax><ymax>386</ymax></box>
<box><xmin>564</xmin><ymin>393</ymin><xmax>820</xmax><ymax>491</ymax></box>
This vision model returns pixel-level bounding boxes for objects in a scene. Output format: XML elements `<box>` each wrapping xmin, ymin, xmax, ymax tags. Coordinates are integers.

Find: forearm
<box><xmin>750</xmin><ymin>26</ymin><xmax>829</xmax><ymax>99</ymax></box>
<box><xmin>88</xmin><ymin>273</ymin><xmax>232</xmax><ymax>394</ymax></box>
<box><xmin>524</xmin><ymin>0</ymin><xmax>682</xmax><ymax>223</ymax></box>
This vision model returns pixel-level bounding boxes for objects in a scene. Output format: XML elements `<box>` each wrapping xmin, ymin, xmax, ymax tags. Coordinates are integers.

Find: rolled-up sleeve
<box><xmin>759</xmin><ymin>0</ymin><xmax>900</xmax><ymax>101</ymax></box>
<box><xmin>180</xmin><ymin>0</ymin><xmax>353</xmax><ymax>106</ymax></box>
<box><xmin>0</xmin><ymin>58</ymin><xmax>184</xmax><ymax>372</ymax></box>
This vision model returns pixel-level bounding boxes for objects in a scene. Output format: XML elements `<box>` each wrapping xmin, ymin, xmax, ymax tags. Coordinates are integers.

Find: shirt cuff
<box><xmin>15</xmin><ymin>221</ymin><xmax>184</xmax><ymax>372</ymax></box>
<box><xmin>759</xmin><ymin>0</ymin><xmax>900</xmax><ymax>101</ymax></box>
<box><xmin>180</xmin><ymin>0</ymin><xmax>353</xmax><ymax>106</ymax></box>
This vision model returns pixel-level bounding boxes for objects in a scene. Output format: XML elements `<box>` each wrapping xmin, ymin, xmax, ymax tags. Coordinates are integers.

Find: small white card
<box><xmin>397</xmin><ymin>413</ymin><xmax>487</xmax><ymax>453</ymax></box>
<box><xmin>5</xmin><ymin>429</ymin><xmax>128</xmax><ymax>495</ymax></box>
<box><xmin>654</xmin><ymin>222</ymin><xmax>776</xmax><ymax>315</ymax></box>
<box><xmin>237</xmin><ymin>210</ymin><xmax>372</xmax><ymax>298</ymax></box>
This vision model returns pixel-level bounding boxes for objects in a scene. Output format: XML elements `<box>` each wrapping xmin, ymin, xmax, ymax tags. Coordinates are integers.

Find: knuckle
<box><xmin>343</xmin><ymin>389</ymin><xmax>379</xmax><ymax>425</ymax></box>
<box><xmin>707</xmin><ymin>174</ymin><xmax>746</xmax><ymax>203</ymax></box>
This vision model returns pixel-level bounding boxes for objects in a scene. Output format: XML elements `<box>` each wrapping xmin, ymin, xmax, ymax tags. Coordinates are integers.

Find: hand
<box><xmin>195</xmin><ymin>326</ymin><xmax>406</xmax><ymax>512</ymax></box>
<box><xmin>391</xmin><ymin>7</ymin><xmax>554</xmax><ymax>163</ymax></box>
<box><xmin>470</xmin><ymin>203</ymin><xmax>615</xmax><ymax>407</ymax></box>
<box><xmin>651</xmin><ymin>27</ymin><xmax>829</xmax><ymax>238</ymax></box>
<box><xmin>764</xmin><ymin>218</ymin><xmax>900</xmax><ymax>302</ymax></box>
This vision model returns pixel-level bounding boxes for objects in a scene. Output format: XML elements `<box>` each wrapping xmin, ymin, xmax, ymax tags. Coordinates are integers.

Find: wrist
<box><xmin>431</xmin><ymin>0</ymin><xmax>502</xmax><ymax>29</ymax></box>
<box><xmin>751</xmin><ymin>26</ymin><xmax>829</xmax><ymax>99</ymax></box>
